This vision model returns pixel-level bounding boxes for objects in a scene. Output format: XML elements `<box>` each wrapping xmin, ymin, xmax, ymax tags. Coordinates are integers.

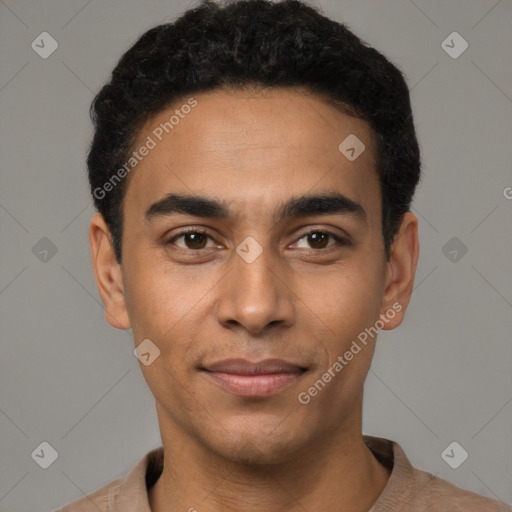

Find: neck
<box><xmin>149</xmin><ymin>409</ymin><xmax>390</xmax><ymax>512</ymax></box>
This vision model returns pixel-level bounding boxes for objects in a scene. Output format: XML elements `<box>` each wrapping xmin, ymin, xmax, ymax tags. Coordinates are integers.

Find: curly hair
<box><xmin>87</xmin><ymin>0</ymin><xmax>421</xmax><ymax>262</ymax></box>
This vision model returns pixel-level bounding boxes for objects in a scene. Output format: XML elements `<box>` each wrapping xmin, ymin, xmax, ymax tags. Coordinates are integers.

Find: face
<box><xmin>91</xmin><ymin>87</ymin><xmax>418</xmax><ymax>463</ymax></box>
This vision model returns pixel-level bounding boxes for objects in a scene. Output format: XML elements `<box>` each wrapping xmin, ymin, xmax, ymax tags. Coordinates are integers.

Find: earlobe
<box><xmin>89</xmin><ymin>213</ymin><xmax>131</xmax><ymax>330</ymax></box>
<box><xmin>380</xmin><ymin>212</ymin><xmax>419</xmax><ymax>330</ymax></box>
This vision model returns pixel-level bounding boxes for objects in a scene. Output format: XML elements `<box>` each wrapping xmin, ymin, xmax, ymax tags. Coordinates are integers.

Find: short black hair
<box><xmin>87</xmin><ymin>0</ymin><xmax>421</xmax><ymax>262</ymax></box>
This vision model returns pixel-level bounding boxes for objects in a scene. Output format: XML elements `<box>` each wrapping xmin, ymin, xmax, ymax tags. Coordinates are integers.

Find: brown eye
<box><xmin>167</xmin><ymin>230</ymin><xmax>212</xmax><ymax>250</ymax></box>
<box><xmin>295</xmin><ymin>230</ymin><xmax>346</xmax><ymax>250</ymax></box>
<box><xmin>307</xmin><ymin>232</ymin><xmax>329</xmax><ymax>249</ymax></box>
<box><xmin>182</xmin><ymin>232</ymin><xmax>207</xmax><ymax>249</ymax></box>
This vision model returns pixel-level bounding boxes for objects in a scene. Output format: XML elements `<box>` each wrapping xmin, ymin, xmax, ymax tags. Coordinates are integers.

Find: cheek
<box><xmin>296</xmin><ymin>266</ymin><xmax>385</xmax><ymax>393</ymax></box>
<box><xmin>300</xmin><ymin>263</ymin><xmax>383</xmax><ymax>330</ymax></box>
<box><xmin>297</xmin><ymin>271</ymin><xmax>381</xmax><ymax>413</ymax></box>
<box><xmin>122</xmin><ymin>255</ymin><xmax>209</xmax><ymax>336</ymax></box>
<box><xmin>123</xmin><ymin>268</ymin><xmax>205</xmax><ymax>412</ymax></box>
<box><xmin>122</xmin><ymin>260</ymin><xmax>224</xmax><ymax>392</ymax></box>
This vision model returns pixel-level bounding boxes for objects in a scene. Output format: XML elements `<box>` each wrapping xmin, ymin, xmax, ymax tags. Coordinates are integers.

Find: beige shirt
<box><xmin>55</xmin><ymin>436</ymin><xmax>510</xmax><ymax>512</ymax></box>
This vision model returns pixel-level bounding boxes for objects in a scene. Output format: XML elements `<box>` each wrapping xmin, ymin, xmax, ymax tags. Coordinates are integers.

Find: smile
<box><xmin>200</xmin><ymin>358</ymin><xmax>307</xmax><ymax>397</ymax></box>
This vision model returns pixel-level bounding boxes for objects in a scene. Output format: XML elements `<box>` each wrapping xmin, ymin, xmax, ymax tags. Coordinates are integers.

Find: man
<box><xmin>56</xmin><ymin>0</ymin><xmax>510</xmax><ymax>510</ymax></box>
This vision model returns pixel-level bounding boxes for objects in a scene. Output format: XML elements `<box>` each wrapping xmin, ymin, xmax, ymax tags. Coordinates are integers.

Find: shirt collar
<box><xmin>109</xmin><ymin>435</ymin><xmax>412</xmax><ymax>511</ymax></box>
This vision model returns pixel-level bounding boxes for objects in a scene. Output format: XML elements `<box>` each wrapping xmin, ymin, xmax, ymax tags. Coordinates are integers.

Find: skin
<box><xmin>90</xmin><ymin>86</ymin><xmax>419</xmax><ymax>512</ymax></box>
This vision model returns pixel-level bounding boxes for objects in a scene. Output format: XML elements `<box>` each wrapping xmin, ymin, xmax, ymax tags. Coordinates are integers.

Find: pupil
<box><xmin>309</xmin><ymin>232</ymin><xmax>327</xmax><ymax>249</ymax></box>
<box><xmin>186</xmin><ymin>233</ymin><xmax>206</xmax><ymax>249</ymax></box>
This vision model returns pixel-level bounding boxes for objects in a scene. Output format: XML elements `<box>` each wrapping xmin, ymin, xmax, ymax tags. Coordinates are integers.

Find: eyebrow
<box><xmin>145</xmin><ymin>192</ymin><xmax>366</xmax><ymax>224</ymax></box>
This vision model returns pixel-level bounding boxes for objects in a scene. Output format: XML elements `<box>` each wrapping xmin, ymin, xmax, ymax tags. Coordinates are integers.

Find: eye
<box><xmin>165</xmin><ymin>228</ymin><xmax>349</xmax><ymax>253</ymax></box>
<box><xmin>166</xmin><ymin>229</ymin><xmax>217</xmax><ymax>250</ymax></box>
<box><xmin>294</xmin><ymin>230</ymin><xmax>348</xmax><ymax>250</ymax></box>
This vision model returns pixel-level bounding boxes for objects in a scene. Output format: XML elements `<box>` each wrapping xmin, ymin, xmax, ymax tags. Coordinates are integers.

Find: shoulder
<box><xmin>53</xmin><ymin>477</ymin><xmax>123</xmax><ymax>512</ymax></box>
<box><xmin>53</xmin><ymin>447</ymin><xmax>163</xmax><ymax>512</ymax></box>
<box><xmin>413</xmin><ymin>468</ymin><xmax>511</xmax><ymax>511</ymax></box>
<box><xmin>364</xmin><ymin>435</ymin><xmax>511</xmax><ymax>512</ymax></box>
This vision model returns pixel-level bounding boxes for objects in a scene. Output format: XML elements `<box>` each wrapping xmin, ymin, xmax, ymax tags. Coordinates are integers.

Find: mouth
<box><xmin>200</xmin><ymin>358</ymin><xmax>308</xmax><ymax>397</ymax></box>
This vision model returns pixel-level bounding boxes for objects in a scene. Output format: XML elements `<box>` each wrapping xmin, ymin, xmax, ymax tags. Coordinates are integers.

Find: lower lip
<box><xmin>203</xmin><ymin>371</ymin><xmax>302</xmax><ymax>397</ymax></box>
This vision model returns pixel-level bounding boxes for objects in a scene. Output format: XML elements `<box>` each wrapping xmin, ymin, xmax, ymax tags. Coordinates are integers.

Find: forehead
<box><xmin>124</xmin><ymin>87</ymin><xmax>380</xmax><ymax>222</ymax></box>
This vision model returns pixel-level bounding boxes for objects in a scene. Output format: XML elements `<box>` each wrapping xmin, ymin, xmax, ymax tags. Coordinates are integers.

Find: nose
<box><xmin>214</xmin><ymin>244</ymin><xmax>295</xmax><ymax>336</ymax></box>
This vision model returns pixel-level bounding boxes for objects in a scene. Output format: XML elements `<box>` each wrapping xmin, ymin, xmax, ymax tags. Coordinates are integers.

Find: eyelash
<box><xmin>165</xmin><ymin>228</ymin><xmax>349</xmax><ymax>252</ymax></box>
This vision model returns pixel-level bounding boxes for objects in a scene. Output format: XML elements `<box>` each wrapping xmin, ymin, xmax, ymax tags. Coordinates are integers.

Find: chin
<box><xmin>222</xmin><ymin>438</ymin><xmax>299</xmax><ymax>466</ymax></box>
<box><xmin>203</xmin><ymin>416</ymin><xmax>312</xmax><ymax>466</ymax></box>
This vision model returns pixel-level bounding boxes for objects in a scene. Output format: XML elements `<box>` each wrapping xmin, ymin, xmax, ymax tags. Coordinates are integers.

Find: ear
<box><xmin>380</xmin><ymin>212</ymin><xmax>419</xmax><ymax>330</ymax></box>
<box><xmin>89</xmin><ymin>213</ymin><xmax>131</xmax><ymax>330</ymax></box>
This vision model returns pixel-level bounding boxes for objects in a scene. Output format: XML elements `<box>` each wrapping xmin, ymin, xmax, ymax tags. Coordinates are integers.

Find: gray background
<box><xmin>1</xmin><ymin>0</ymin><xmax>511</xmax><ymax>510</ymax></box>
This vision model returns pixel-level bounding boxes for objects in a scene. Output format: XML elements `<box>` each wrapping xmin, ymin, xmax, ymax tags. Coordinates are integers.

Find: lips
<box><xmin>201</xmin><ymin>358</ymin><xmax>307</xmax><ymax>397</ymax></box>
